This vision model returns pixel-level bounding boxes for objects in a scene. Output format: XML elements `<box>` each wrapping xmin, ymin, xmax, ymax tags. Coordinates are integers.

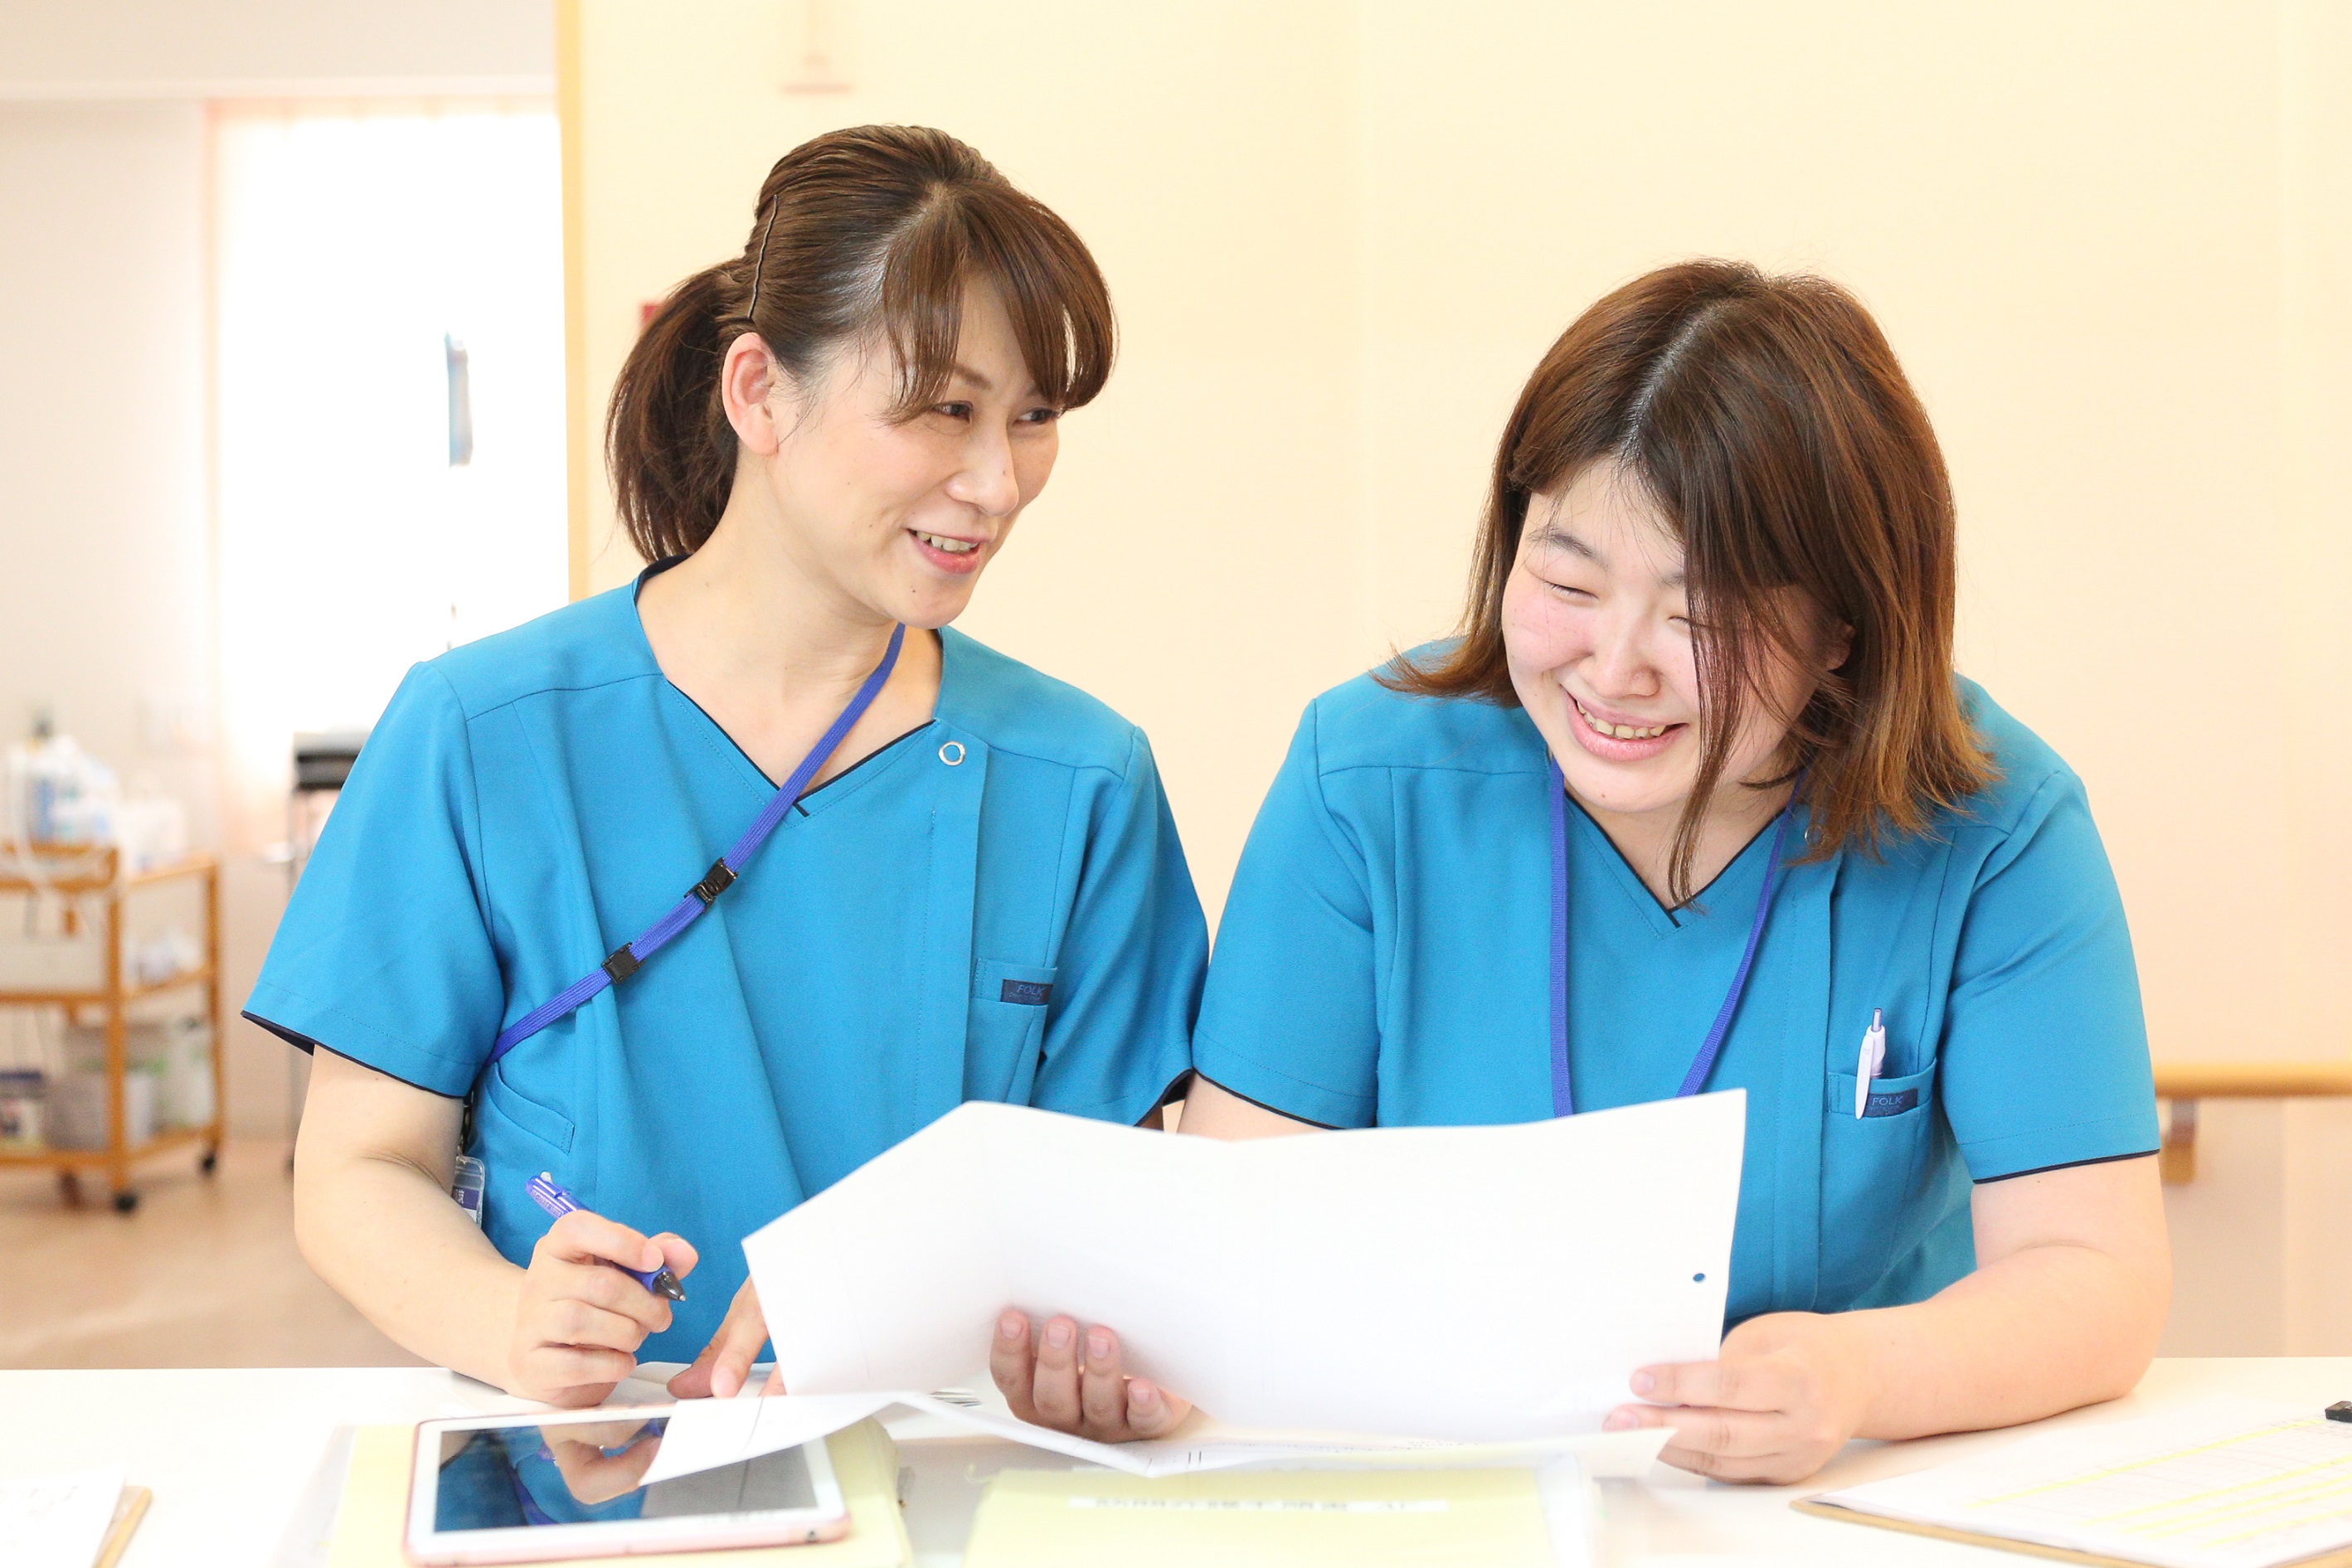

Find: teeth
<box><xmin>916</xmin><ymin>532</ymin><xmax>979</xmax><ymax>555</ymax></box>
<box><xmin>1576</xmin><ymin>699</ymin><xmax>1669</xmax><ymax>740</ymax></box>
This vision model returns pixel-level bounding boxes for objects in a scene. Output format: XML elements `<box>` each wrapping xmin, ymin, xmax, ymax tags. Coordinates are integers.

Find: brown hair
<box><xmin>1388</xmin><ymin>260</ymin><xmax>1995</xmax><ymax>901</ymax></box>
<box><xmin>606</xmin><ymin>125</ymin><xmax>1115</xmax><ymax>561</ymax></box>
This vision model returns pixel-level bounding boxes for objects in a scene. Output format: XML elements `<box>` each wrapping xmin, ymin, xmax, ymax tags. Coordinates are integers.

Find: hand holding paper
<box><xmin>747</xmin><ymin>1089</ymin><xmax>1746</xmax><ymax>1440</ymax></box>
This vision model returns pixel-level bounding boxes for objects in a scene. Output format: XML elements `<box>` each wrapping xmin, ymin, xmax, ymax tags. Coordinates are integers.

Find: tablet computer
<box><xmin>404</xmin><ymin>1407</ymin><xmax>849</xmax><ymax>1564</ymax></box>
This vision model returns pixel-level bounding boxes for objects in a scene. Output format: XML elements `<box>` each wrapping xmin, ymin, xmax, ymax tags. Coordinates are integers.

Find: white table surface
<box><xmin>3</xmin><ymin>1358</ymin><xmax>2347</xmax><ymax>1566</ymax></box>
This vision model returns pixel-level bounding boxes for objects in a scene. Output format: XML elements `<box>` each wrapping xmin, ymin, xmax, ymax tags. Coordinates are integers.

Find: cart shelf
<box><xmin>0</xmin><ymin>845</ymin><xmax>224</xmax><ymax>1211</ymax></box>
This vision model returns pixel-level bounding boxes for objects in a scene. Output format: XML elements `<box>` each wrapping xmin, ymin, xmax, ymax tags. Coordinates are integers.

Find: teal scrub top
<box><xmin>247</xmin><ymin>576</ymin><xmax>1207</xmax><ymax>1360</ymax></box>
<box><xmin>1193</xmin><ymin>663</ymin><xmax>2158</xmax><ymax>1327</ymax></box>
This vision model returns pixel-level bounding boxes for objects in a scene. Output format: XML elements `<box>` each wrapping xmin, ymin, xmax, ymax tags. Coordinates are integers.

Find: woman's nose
<box><xmin>1582</xmin><ymin>615</ymin><xmax>1660</xmax><ymax>698</ymax></box>
<box><xmin>950</xmin><ymin>428</ymin><xmax>1021</xmax><ymax>517</ymax></box>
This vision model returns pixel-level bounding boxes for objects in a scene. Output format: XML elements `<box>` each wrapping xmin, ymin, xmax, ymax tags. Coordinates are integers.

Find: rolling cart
<box><xmin>0</xmin><ymin>844</ymin><xmax>224</xmax><ymax>1211</ymax></box>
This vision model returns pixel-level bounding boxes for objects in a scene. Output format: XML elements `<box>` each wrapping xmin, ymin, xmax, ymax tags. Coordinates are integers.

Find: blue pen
<box><xmin>527</xmin><ymin>1172</ymin><xmax>687</xmax><ymax>1302</ymax></box>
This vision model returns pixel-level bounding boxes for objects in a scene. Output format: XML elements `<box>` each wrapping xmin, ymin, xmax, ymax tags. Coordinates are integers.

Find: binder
<box><xmin>1793</xmin><ymin>1496</ymin><xmax>2352</xmax><ymax>1568</ymax></box>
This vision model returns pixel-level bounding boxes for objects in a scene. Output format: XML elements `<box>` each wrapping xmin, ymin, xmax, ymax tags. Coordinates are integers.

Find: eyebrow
<box><xmin>947</xmin><ymin>362</ymin><xmax>1052</xmax><ymax>404</ymax></box>
<box><xmin>1526</xmin><ymin>518</ymin><xmax>1684</xmax><ymax>588</ymax></box>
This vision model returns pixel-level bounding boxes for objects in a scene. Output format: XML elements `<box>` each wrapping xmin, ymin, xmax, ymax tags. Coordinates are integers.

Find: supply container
<box><xmin>47</xmin><ymin>1066</ymin><xmax>158</xmax><ymax>1149</ymax></box>
<box><xmin>0</xmin><ymin>1069</ymin><xmax>42</xmax><ymax>1148</ymax></box>
<box><xmin>64</xmin><ymin>1017</ymin><xmax>213</xmax><ymax>1129</ymax></box>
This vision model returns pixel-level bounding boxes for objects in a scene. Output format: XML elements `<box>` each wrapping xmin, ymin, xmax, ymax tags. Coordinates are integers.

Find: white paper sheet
<box><xmin>1814</xmin><ymin>1397</ymin><xmax>2352</xmax><ymax>1568</ymax></box>
<box><xmin>743</xmin><ymin>1091</ymin><xmax>1743</xmax><ymax>1440</ymax></box>
<box><xmin>0</xmin><ymin>1465</ymin><xmax>124</xmax><ymax>1568</ymax></box>
<box><xmin>636</xmin><ymin>1389</ymin><xmax>1670</xmax><ymax>1486</ymax></box>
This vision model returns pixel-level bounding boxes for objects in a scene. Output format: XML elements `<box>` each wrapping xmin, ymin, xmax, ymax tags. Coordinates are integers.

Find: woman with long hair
<box><xmin>1002</xmin><ymin>261</ymin><xmax>2167</xmax><ymax>1477</ymax></box>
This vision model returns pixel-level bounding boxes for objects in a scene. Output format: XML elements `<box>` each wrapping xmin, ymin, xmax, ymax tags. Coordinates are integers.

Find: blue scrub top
<box><xmin>248</xmin><ymin>578</ymin><xmax>1207</xmax><ymax>1360</ymax></box>
<box><xmin>1193</xmin><ymin>662</ymin><xmax>2158</xmax><ymax>1327</ymax></box>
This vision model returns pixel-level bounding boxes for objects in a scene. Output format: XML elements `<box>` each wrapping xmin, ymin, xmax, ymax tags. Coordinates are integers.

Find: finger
<box><xmin>1080</xmin><ymin>1327</ymin><xmax>1126</xmax><ymax>1432</ymax></box>
<box><xmin>709</xmin><ymin>1309</ymin><xmax>766</xmax><ymax>1399</ymax></box>
<box><xmin>542</xmin><ymin>1209</ymin><xmax>663</xmax><ymax>1274</ymax></box>
<box><xmin>548</xmin><ymin>1295</ymin><xmax>662</xmax><ymax>1355</ymax></box>
<box><xmin>522</xmin><ymin>1344</ymin><xmax>636</xmax><ymax>1399</ymax></box>
<box><xmin>551</xmin><ymin>1258</ymin><xmax>673</xmax><ymax>1337</ymax></box>
<box><xmin>989</xmin><ymin>1313</ymin><xmax>1042</xmax><ymax>1424</ymax></box>
<box><xmin>649</xmin><ymin>1231</ymin><xmax>700</xmax><ymax>1280</ymax></box>
<box><xmin>667</xmin><ymin>1342</ymin><xmax>722</xmax><ymax>1401</ymax></box>
<box><xmin>1030</xmin><ymin>1316</ymin><xmax>1081</xmax><ymax>1429</ymax></box>
<box><xmin>1607</xmin><ymin>1401</ymin><xmax>1786</xmax><ymax>1460</ymax></box>
<box><xmin>761</xmin><ymin>1366</ymin><xmax>785</xmax><ymax>1396</ymax></box>
<box><xmin>1632</xmin><ymin>1357</ymin><xmax>1786</xmax><ymax>1413</ymax></box>
<box><xmin>1657</xmin><ymin>1439</ymin><xmax>1804</xmax><ymax>1483</ymax></box>
<box><xmin>1125</xmin><ymin>1378</ymin><xmax>1189</xmax><ymax>1439</ymax></box>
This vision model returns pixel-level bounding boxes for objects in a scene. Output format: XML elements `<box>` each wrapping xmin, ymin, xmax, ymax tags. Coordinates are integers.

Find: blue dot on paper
<box><xmin>1692</xmin><ymin>1272</ymin><xmax>1706</xmax><ymax>1282</ymax></box>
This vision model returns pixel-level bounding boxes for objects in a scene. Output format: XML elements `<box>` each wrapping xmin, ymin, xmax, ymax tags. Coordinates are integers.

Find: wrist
<box><xmin>1828</xmin><ymin>1307</ymin><xmax>1902</xmax><ymax>1438</ymax></box>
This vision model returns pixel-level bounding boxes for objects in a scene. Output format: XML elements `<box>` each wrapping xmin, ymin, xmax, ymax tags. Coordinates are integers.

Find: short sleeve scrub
<box><xmin>1193</xmin><ymin>660</ymin><xmax>2158</xmax><ymax>1325</ymax></box>
<box><xmin>246</xmin><ymin>570</ymin><xmax>1208</xmax><ymax>1359</ymax></box>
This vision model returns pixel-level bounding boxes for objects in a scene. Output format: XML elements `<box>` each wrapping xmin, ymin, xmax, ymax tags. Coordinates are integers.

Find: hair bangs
<box><xmin>872</xmin><ymin>183</ymin><xmax>1114</xmax><ymax>422</ymax></box>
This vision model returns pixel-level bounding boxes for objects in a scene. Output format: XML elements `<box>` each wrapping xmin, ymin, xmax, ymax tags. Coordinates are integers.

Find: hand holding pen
<box><xmin>504</xmin><ymin>1172</ymin><xmax>697</xmax><ymax>1407</ymax></box>
<box><xmin>529</xmin><ymin>1173</ymin><xmax>688</xmax><ymax>1300</ymax></box>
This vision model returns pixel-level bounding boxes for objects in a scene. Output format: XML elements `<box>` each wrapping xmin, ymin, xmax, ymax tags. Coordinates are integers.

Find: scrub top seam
<box><xmin>1304</xmin><ymin>702</ymin><xmax>1374</xmax><ymax>886</ymax></box>
<box><xmin>243</xmin><ymin>981</ymin><xmax>479</xmax><ymax>1087</ymax></box>
<box><xmin>430</xmin><ymin>664</ymin><xmax>499</xmax><ymax>948</ymax></box>
<box><xmin>441</xmin><ymin>667</ymin><xmax>664</xmax><ymax>725</ymax></box>
<box><xmin>1972</xmin><ymin>1146</ymin><xmax>2160</xmax><ymax>1184</ymax></box>
<box><xmin>795</xmin><ymin>721</ymin><xmax>933</xmax><ymax>810</ymax></box>
<box><xmin>950</xmin><ymin>731</ymin><xmax>1139</xmax><ymax>783</ymax></box>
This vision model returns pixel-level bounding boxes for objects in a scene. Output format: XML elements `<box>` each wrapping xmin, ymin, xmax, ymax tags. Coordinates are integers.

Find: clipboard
<box><xmin>1793</xmin><ymin>1496</ymin><xmax>2352</xmax><ymax>1568</ymax></box>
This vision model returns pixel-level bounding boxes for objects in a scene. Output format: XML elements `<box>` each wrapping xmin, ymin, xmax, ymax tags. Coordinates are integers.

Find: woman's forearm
<box><xmin>1844</xmin><ymin>1238</ymin><xmax>2166</xmax><ymax>1441</ymax></box>
<box><xmin>293</xmin><ymin>1138</ymin><xmax>527</xmax><ymax>1387</ymax></box>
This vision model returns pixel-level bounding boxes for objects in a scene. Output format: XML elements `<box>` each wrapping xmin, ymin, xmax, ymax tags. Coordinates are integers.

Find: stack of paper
<box><xmin>1805</xmin><ymin>1398</ymin><xmax>2352</xmax><ymax>1568</ymax></box>
<box><xmin>743</xmin><ymin>1090</ymin><xmax>1745</xmax><ymax>1443</ymax></box>
<box><xmin>0</xmin><ymin>1467</ymin><xmax>143</xmax><ymax>1568</ymax></box>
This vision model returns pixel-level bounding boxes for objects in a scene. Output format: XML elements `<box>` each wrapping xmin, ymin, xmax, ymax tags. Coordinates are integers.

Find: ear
<box><xmin>720</xmin><ymin>333</ymin><xmax>790</xmax><ymax>454</ymax></box>
<box><xmin>1822</xmin><ymin>618</ymin><xmax>1856</xmax><ymax>673</ymax></box>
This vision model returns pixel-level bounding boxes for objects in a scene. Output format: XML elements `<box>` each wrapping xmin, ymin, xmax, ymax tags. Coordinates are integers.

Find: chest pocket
<box><xmin>1817</xmin><ymin>1058</ymin><xmax>1941</xmax><ymax>1309</ymax></box>
<box><xmin>967</xmin><ymin>958</ymin><xmax>1059</xmax><ymax>1104</ymax></box>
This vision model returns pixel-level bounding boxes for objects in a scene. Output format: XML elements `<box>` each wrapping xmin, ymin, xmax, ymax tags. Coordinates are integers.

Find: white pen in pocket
<box><xmin>1854</xmin><ymin>1008</ymin><xmax>1887</xmax><ymax>1119</ymax></box>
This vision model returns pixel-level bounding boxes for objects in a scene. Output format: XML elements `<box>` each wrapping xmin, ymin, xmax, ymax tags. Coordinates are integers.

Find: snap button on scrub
<box><xmin>939</xmin><ymin>740</ymin><xmax>966</xmax><ymax>765</ymax></box>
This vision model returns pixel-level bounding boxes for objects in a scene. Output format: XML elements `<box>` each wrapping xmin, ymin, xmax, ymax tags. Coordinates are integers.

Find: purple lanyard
<box><xmin>485</xmin><ymin>624</ymin><xmax>906</xmax><ymax>1063</ymax></box>
<box><xmin>1547</xmin><ymin>755</ymin><xmax>1799</xmax><ymax>1118</ymax></box>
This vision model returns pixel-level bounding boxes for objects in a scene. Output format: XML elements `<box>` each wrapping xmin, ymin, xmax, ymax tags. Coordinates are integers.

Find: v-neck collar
<box><xmin>1561</xmin><ymin>789</ymin><xmax>1780</xmax><ymax>940</ymax></box>
<box><xmin>624</xmin><ymin>559</ymin><xmax>957</xmax><ymax>803</ymax></box>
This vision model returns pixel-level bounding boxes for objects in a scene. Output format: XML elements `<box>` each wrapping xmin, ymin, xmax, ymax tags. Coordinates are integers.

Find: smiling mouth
<box><xmin>1572</xmin><ymin>697</ymin><xmax>1679</xmax><ymax>741</ymax></box>
<box><xmin>912</xmin><ymin>530</ymin><xmax>982</xmax><ymax>556</ymax></box>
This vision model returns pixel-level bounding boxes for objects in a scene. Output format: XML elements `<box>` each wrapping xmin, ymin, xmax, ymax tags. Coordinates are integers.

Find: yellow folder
<box><xmin>327</xmin><ymin>1416</ymin><xmax>910</xmax><ymax>1568</ymax></box>
<box><xmin>960</xmin><ymin>1464</ymin><xmax>1555</xmax><ymax>1568</ymax></box>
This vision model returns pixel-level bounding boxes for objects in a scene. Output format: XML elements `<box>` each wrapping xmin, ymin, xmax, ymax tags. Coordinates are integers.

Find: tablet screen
<box><xmin>430</xmin><ymin>1417</ymin><xmax>817</xmax><ymax>1533</ymax></box>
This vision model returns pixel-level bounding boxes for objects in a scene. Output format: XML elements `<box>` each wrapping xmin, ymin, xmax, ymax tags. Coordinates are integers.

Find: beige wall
<box><xmin>565</xmin><ymin>1</ymin><xmax>2352</xmax><ymax>1352</ymax></box>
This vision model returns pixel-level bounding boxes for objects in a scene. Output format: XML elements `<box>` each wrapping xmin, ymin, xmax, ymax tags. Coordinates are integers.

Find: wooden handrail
<box><xmin>2154</xmin><ymin>1063</ymin><xmax>2352</xmax><ymax>1099</ymax></box>
<box><xmin>2150</xmin><ymin>1061</ymin><xmax>2352</xmax><ymax>1184</ymax></box>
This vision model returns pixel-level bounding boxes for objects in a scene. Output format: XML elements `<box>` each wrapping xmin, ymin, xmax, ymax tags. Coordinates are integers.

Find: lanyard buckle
<box><xmin>691</xmin><ymin>858</ymin><xmax>737</xmax><ymax>906</ymax></box>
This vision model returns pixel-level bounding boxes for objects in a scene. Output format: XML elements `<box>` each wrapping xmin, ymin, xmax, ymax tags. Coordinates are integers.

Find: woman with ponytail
<box><xmin>250</xmin><ymin>127</ymin><xmax>1207</xmax><ymax>1425</ymax></box>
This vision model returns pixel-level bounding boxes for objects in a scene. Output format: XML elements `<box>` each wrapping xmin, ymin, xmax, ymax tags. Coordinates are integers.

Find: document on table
<box><xmin>636</xmin><ymin>1385</ymin><xmax>1671</xmax><ymax>1485</ymax></box>
<box><xmin>703</xmin><ymin>1091</ymin><xmax>1735</xmax><ymax>1457</ymax></box>
<box><xmin>0</xmin><ymin>1466</ymin><xmax>124</xmax><ymax>1568</ymax></box>
<box><xmin>1808</xmin><ymin>1397</ymin><xmax>2352</xmax><ymax>1568</ymax></box>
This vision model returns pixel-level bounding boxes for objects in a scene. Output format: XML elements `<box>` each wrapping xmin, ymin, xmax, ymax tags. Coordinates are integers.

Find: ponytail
<box><xmin>602</xmin><ymin>125</ymin><xmax>1116</xmax><ymax>564</ymax></box>
<box><xmin>606</xmin><ymin>265</ymin><xmax>741</xmax><ymax>561</ymax></box>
